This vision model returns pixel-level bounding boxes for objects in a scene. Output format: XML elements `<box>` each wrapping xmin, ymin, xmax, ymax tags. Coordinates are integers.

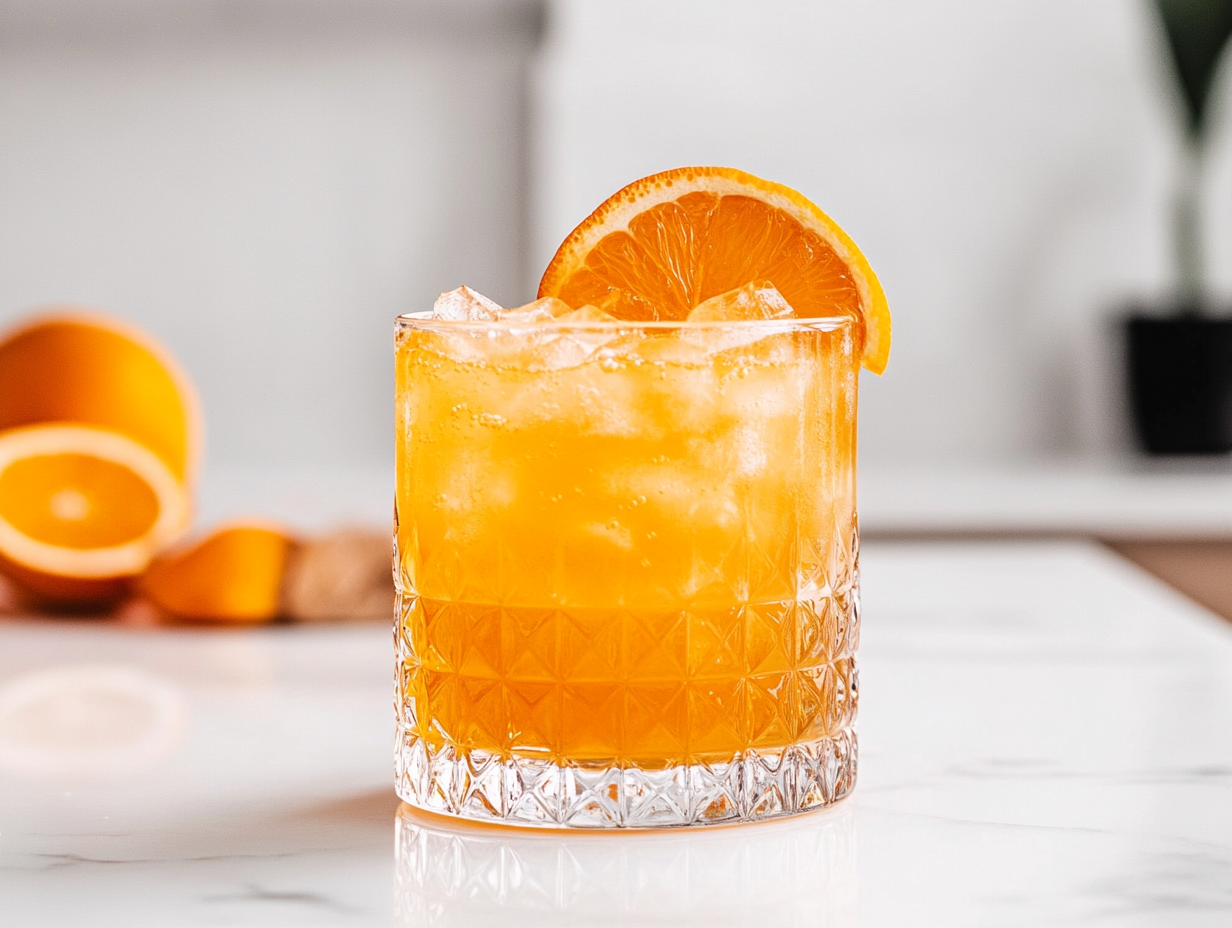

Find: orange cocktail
<box><xmin>395</xmin><ymin>308</ymin><xmax>859</xmax><ymax>825</ymax></box>
<box><xmin>395</xmin><ymin>167</ymin><xmax>887</xmax><ymax>828</ymax></box>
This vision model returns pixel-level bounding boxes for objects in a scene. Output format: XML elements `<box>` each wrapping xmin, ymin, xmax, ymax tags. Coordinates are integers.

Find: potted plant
<box><xmin>1129</xmin><ymin>0</ymin><xmax>1232</xmax><ymax>453</ymax></box>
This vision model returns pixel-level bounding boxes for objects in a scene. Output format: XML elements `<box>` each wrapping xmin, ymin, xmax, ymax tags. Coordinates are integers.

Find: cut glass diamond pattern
<box><xmin>395</xmin><ymin>521</ymin><xmax>859</xmax><ymax>827</ymax></box>
<box><xmin>396</xmin><ymin>730</ymin><xmax>855</xmax><ymax>828</ymax></box>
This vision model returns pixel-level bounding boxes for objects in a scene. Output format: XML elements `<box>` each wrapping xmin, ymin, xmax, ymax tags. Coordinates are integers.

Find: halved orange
<box><xmin>0</xmin><ymin>424</ymin><xmax>190</xmax><ymax>604</ymax></box>
<box><xmin>0</xmin><ymin>313</ymin><xmax>202</xmax><ymax>483</ymax></box>
<box><xmin>139</xmin><ymin>524</ymin><xmax>293</xmax><ymax>623</ymax></box>
<box><xmin>539</xmin><ymin>166</ymin><xmax>891</xmax><ymax>374</ymax></box>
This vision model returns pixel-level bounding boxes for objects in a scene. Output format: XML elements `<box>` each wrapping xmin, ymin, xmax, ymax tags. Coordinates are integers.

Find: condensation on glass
<box><xmin>394</xmin><ymin>313</ymin><xmax>859</xmax><ymax>828</ymax></box>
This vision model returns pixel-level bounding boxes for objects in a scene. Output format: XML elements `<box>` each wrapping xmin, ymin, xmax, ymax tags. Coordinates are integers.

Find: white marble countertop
<box><xmin>2</xmin><ymin>539</ymin><xmax>1231</xmax><ymax>926</ymax></box>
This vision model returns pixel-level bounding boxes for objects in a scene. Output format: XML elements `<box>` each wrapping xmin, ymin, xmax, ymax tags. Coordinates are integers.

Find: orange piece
<box><xmin>0</xmin><ymin>424</ymin><xmax>190</xmax><ymax>604</ymax></box>
<box><xmin>0</xmin><ymin>313</ymin><xmax>202</xmax><ymax>483</ymax></box>
<box><xmin>139</xmin><ymin>524</ymin><xmax>293</xmax><ymax>623</ymax></box>
<box><xmin>539</xmin><ymin>166</ymin><xmax>891</xmax><ymax>374</ymax></box>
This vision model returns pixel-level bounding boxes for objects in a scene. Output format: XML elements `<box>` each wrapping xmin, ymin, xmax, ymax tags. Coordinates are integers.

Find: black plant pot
<box><xmin>1128</xmin><ymin>313</ymin><xmax>1232</xmax><ymax>454</ymax></box>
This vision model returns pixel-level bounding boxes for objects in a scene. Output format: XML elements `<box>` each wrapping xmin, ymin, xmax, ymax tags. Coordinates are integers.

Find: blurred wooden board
<box><xmin>1109</xmin><ymin>540</ymin><xmax>1232</xmax><ymax>625</ymax></box>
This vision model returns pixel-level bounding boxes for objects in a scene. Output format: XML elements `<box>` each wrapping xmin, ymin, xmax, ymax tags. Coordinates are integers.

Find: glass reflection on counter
<box><xmin>394</xmin><ymin>801</ymin><xmax>856</xmax><ymax>927</ymax></box>
<box><xmin>0</xmin><ymin>664</ymin><xmax>186</xmax><ymax>779</ymax></box>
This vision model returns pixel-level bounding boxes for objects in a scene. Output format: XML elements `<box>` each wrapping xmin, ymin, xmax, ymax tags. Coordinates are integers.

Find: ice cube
<box><xmin>617</xmin><ymin>332</ymin><xmax>712</xmax><ymax>367</ymax></box>
<box><xmin>556</xmin><ymin>304</ymin><xmax>623</xmax><ymax>352</ymax></box>
<box><xmin>683</xmin><ymin>280</ymin><xmax>795</xmax><ymax>354</ymax></box>
<box><xmin>432</xmin><ymin>285</ymin><xmax>502</xmax><ymax>322</ymax></box>
<box><xmin>554</xmin><ymin>304</ymin><xmax>619</xmax><ymax>324</ymax></box>
<box><xmin>732</xmin><ymin>422</ymin><xmax>769</xmax><ymax>477</ymax></box>
<box><xmin>523</xmin><ymin>336</ymin><xmax>598</xmax><ymax>371</ymax></box>
<box><xmin>519</xmin><ymin>303</ymin><xmax>625</xmax><ymax>371</ymax></box>
<box><xmin>497</xmin><ymin>296</ymin><xmax>574</xmax><ymax>324</ymax></box>
<box><xmin>419</xmin><ymin>287</ymin><xmax>502</xmax><ymax>363</ymax></box>
<box><xmin>413</xmin><ymin>329</ymin><xmax>490</xmax><ymax>365</ymax></box>
<box><xmin>687</xmin><ymin>280</ymin><xmax>794</xmax><ymax>323</ymax></box>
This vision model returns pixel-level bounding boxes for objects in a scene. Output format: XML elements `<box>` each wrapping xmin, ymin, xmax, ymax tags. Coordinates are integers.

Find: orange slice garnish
<box><xmin>538</xmin><ymin>166</ymin><xmax>890</xmax><ymax>374</ymax></box>
<box><xmin>139</xmin><ymin>524</ymin><xmax>293</xmax><ymax>623</ymax></box>
<box><xmin>0</xmin><ymin>424</ymin><xmax>190</xmax><ymax>604</ymax></box>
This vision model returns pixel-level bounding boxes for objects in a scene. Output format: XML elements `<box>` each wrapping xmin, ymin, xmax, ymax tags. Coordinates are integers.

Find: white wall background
<box><xmin>0</xmin><ymin>0</ymin><xmax>1224</xmax><ymax>479</ymax></box>
<box><xmin>533</xmin><ymin>0</ymin><xmax>1184</xmax><ymax>469</ymax></box>
<box><xmin>0</xmin><ymin>0</ymin><xmax>540</xmax><ymax>471</ymax></box>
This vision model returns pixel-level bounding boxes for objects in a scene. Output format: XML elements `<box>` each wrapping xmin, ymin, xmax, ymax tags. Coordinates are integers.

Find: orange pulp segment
<box><xmin>0</xmin><ymin>423</ymin><xmax>190</xmax><ymax>604</ymax></box>
<box><xmin>538</xmin><ymin>166</ymin><xmax>890</xmax><ymax>374</ymax></box>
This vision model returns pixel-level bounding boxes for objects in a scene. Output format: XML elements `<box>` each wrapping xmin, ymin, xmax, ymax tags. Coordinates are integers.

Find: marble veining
<box><xmin>1</xmin><ymin>540</ymin><xmax>1230</xmax><ymax>926</ymax></box>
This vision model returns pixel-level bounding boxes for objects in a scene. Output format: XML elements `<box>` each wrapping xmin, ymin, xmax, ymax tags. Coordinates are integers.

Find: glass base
<box><xmin>394</xmin><ymin>729</ymin><xmax>856</xmax><ymax>829</ymax></box>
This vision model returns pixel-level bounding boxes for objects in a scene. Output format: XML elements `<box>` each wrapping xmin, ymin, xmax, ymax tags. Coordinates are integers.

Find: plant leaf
<box><xmin>1155</xmin><ymin>0</ymin><xmax>1232</xmax><ymax>136</ymax></box>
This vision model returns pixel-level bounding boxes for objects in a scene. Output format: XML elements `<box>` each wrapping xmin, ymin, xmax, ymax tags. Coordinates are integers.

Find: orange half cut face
<box><xmin>0</xmin><ymin>423</ymin><xmax>189</xmax><ymax>603</ymax></box>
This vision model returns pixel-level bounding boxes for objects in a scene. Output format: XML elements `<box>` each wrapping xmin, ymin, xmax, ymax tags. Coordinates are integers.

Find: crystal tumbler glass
<box><xmin>393</xmin><ymin>312</ymin><xmax>860</xmax><ymax>827</ymax></box>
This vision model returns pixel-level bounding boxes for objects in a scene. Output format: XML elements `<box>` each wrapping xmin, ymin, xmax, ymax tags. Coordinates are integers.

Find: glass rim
<box><xmin>396</xmin><ymin>310</ymin><xmax>853</xmax><ymax>334</ymax></box>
